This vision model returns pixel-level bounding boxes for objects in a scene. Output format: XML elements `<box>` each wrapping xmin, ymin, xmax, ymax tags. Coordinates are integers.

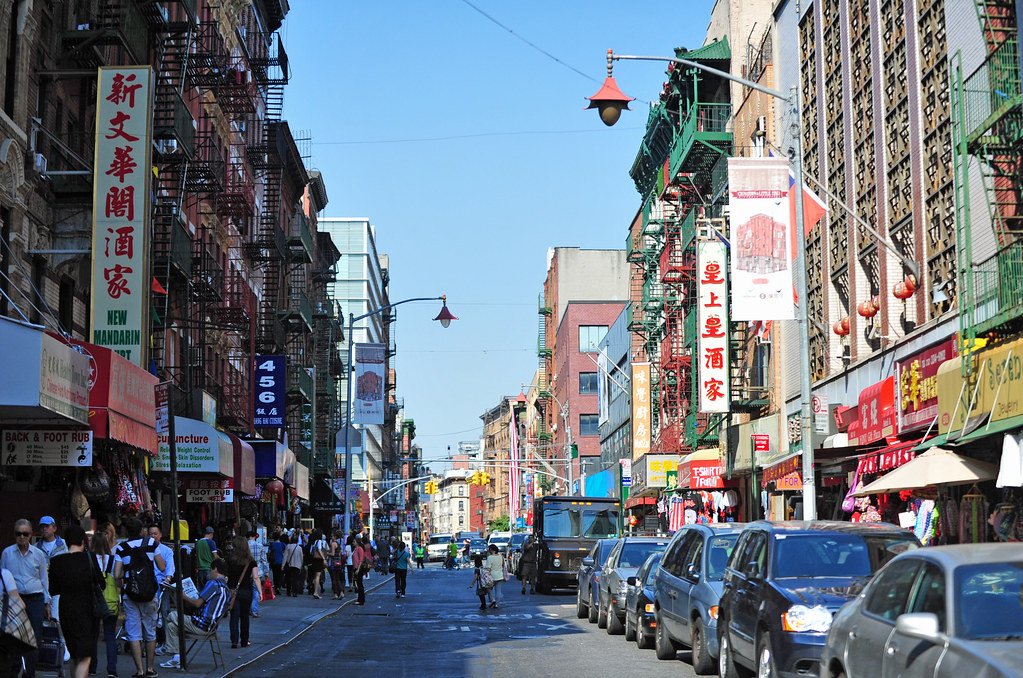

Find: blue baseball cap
<box><xmin>38</xmin><ymin>516</ymin><xmax>55</xmax><ymax>526</ymax></box>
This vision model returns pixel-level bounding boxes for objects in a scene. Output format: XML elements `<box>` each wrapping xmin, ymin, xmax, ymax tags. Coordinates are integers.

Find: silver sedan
<box><xmin>821</xmin><ymin>542</ymin><xmax>1023</xmax><ymax>678</ymax></box>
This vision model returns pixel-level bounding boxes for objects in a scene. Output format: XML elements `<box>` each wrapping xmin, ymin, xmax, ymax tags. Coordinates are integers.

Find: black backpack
<box><xmin>123</xmin><ymin>541</ymin><xmax>158</xmax><ymax>603</ymax></box>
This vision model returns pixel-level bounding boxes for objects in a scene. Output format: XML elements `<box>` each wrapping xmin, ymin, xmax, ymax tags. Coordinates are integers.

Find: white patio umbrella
<box><xmin>853</xmin><ymin>447</ymin><xmax>999</xmax><ymax>496</ymax></box>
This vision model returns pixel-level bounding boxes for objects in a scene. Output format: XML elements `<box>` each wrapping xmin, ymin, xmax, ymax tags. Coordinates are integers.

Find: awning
<box><xmin>915</xmin><ymin>433</ymin><xmax>949</xmax><ymax>451</ymax></box>
<box><xmin>849</xmin><ymin>376</ymin><xmax>897</xmax><ymax>445</ymax></box>
<box><xmin>680</xmin><ymin>449</ymin><xmax>726</xmax><ymax>489</ymax></box>
<box><xmin>250</xmin><ymin>440</ymin><xmax>294</xmax><ymax>479</ymax></box>
<box><xmin>762</xmin><ymin>453</ymin><xmax>801</xmax><ymax>485</ymax></box>
<box><xmin>69</xmin><ymin>339</ymin><xmax>158</xmax><ymax>454</ymax></box>
<box><xmin>0</xmin><ymin>318</ymin><xmax>89</xmax><ymax>425</ymax></box>
<box><xmin>231</xmin><ymin>435</ymin><xmax>255</xmax><ymax>495</ymax></box>
<box><xmin>625</xmin><ymin>496</ymin><xmax>656</xmax><ymax>509</ymax></box>
<box><xmin>153</xmin><ymin>417</ymin><xmax>233</xmax><ymax>476</ymax></box>
<box><xmin>293</xmin><ymin>462</ymin><xmax>310</xmax><ymax>500</ymax></box>
<box><xmin>853</xmin><ymin>447</ymin><xmax>999</xmax><ymax>496</ymax></box>
<box><xmin>822</xmin><ymin>433</ymin><xmax>849</xmax><ymax>448</ymax></box>
<box><xmin>956</xmin><ymin>412</ymin><xmax>1023</xmax><ymax>445</ymax></box>
<box><xmin>855</xmin><ymin>439</ymin><xmax>918</xmax><ymax>476</ymax></box>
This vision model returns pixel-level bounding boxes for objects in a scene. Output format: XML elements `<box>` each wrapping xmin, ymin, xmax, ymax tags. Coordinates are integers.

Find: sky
<box><xmin>282</xmin><ymin>1</ymin><xmax>717</xmax><ymax>469</ymax></box>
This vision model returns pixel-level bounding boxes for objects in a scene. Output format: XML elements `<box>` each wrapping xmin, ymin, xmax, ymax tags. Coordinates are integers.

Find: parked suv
<box><xmin>651</xmin><ymin>523</ymin><xmax>744</xmax><ymax>674</ymax></box>
<box><xmin>576</xmin><ymin>538</ymin><xmax>619</xmax><ymax>624</ymax></box>
<box><xmin>717</xmin><ymin>521</ymin><xmax>918</xmax><ymax>678</ymax></box>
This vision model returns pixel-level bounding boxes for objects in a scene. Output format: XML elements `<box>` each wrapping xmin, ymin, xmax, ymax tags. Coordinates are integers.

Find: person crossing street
<box><xmin>392</xmin><ymin>541</ymin><xmax>410</xmax><ymax>598</ymax></box>
<box><xmin>413</xmin><ymin>542</ymin><xmax>426</xmax><ymax>569</ymax></box>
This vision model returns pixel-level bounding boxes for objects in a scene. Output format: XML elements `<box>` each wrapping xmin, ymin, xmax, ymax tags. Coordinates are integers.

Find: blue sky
<box><xmin>282</xmin><ymin>1</ymin><xmax>716</xmax><ymax>468</ymax></box>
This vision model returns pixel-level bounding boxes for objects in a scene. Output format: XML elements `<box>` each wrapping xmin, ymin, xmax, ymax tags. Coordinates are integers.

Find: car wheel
<box><xmin>756</xmin><ymin>630</ymin><xmax>777</xmax><ymax>678</ymax></box>
<box><xmin>654</xmin><ymin>612</ymin><xmax>676</xmax><ymax>660</ymax></box>
<box><xmin>576</xmin><ymin>589</ymin><xmax>588</xmax><ymax>619</ymax></box>
<box><xmin>718</xmin><ymin>629</ymin><xmax>749</xmax><ymax>678</ymax></box>
<box><xmin>624</xmin><ymin>612</ymin><xmax>637</xmax><ymax>641</ymax></box>
<box><xmin>606</xmin><ymin>598</ymin><xmax>624</xmax><ymax>635</ymax></box>
<box><xmin>636</xmin><ymin>620</ymin><xmax>653</xmax><ymax>650</ymax></box>
<box><xmin>690</xmin><ymin>618</ymin><xmax>714</xmax><ymax>675</ymax></box>
<box><xmin>597</xmin><ymin>595</ymin><xmax>608</xmax><ymax>629</ymax></box>
<box><xmin>587</xmin><ymin>591</ymin><xmax>599</xmax><ymax>624</ymax></box>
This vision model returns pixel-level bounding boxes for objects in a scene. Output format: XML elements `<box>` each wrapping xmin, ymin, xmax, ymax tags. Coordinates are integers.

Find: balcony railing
<box><xmin>962</xmin><ymin>38</ymin><xmax>1023</xmax><ymax>146</ymax></box>
<box><xmin>168</xmin><ymin>215</ymin><xmax>192</xmax><ymax>276</ymax></box>
<box><xmin>154</xmin><ymin>85</ymin><xmax>195</xmax><ymax>159</ymax></box>
<box><xmin>62</xmin><ymin>0</ymin><xmax>150</xmax><ymax>67</ymax></box>
<box><xmin>288</xmin><ymin>365</ymin><xmax>314</xmax><ymax>402</ymax></box>
<box><xmin>280</xmin><ymin>290</ymin><xmax>313</xmax><ymax>331</ymax></box>
<box><xmin>669</xmin><ymin>102</ymin><xmax>732</xmax><ymax>178</ymax></box>
<box><xmin>288</xmin><ymin>212</ymin><xmax>314</xmax><ymax>263</ymax></box>
<box><xmin>971</xmin><ymin>240</ymin><xmax>1023</xmax><ymax>334</ymax></box>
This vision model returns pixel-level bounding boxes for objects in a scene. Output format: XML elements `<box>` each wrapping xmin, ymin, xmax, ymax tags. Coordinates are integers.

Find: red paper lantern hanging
<box><xmin>893</xmin><ymin>281</ymin><xmax>913</xmax><ymax>300</ymax></box>
<box><xmin>857</xmin><ymin>297</ymin><xmax>880</xmax><ymax>319</ymax></box>
<box><xmin>265</xmin><ymin>479</ymin><xmax>284</xmax><ymax>496</ymax></box>
<box><xmin>840</xmin><ymin>315</ymin><xmax>851</xmax><ymax>334</ymax></box>
<box><xmin>832</xmin><ymin>319</ymin><xmax>850</xmax><ymax>337</ymax></box>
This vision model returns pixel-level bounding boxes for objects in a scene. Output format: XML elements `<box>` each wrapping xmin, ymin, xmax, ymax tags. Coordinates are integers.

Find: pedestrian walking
<box><xmin>413</xmin><ymin>542</ymin><xmax>425</xmax><ymax>569</ymax></box>
<box><xmin>194</xmin><ymin>526</ymin><xmax>218</xmax><ymax>588</ymax></box>
<box><xmin>225</xmin><ymin>536</ymin><xmax>260</xmax><ymax>649</ymax></box>
<box><xmin>269</xmin><ymin>533</ymin><xmax>285</xmax><ymax>594</ymax></box>
<box><xmin>48</xmin><ymin>525</ymin><xmax>102</xmax><ymax>678</ymax></box>
<box><xmin>247</xmin><ymin>531</ymin><xmax>269</xmax><ymax>617</ymax></box>
<box><xmin>0</xmin><ymin>519</ymin><xmax>48</xmax><ymax>678</ymax></box>
<box><xmin>393</xmin><ymin>541</ymin><xmax>410</xmax><ymax>598</ymax></box>
<box><xmin>518</xmin><ymin>534</ymin><xmax>538</xmax><ymax>594</ymax></box>
<box><xmin>147</xmin><ymin>524</ymin><xmax>175</xmax><ymax>653</ymax></box>
<box><xmin>328</xmin><ymin>532</ymin><xmax>345</xmax><ymax>600</ymax></box>
<box><xmin>282</xmin><ymin>535</ymin><xmax>303</xmax><ymax>598</ymax></box>
<box><xmin>307</xmin><ymin>530</ymin><xmax>328</xmax><ymax>599</ymax></box>
<box><xmin>115</xmin><ymin>517</ymin><xmax>166</xmax><ymax>678</ymax></box>
<box><xmin>0</xmin><ymin>565</ymin><xmax>32</xmax><ymax>678</ymax></box>
<box><xmin>444</xmin><ymin>540</ymin><xmax>458</xmax><ymax>570</ymax></box>
<box><xmin>375</xmin><ymin>537</ymin><xmax>391</xmax><ymax>575</ymax></box>
<box><xmin>351</xmin><ymin>536</ymin><xmax>373</xmax><ymax>605</ymax></box>
<box><xmin>471</xmin><ymin>554</ymin><xmax>493</xmax><ymax>609</ymax></box>
<box><xmin>345</xmin><ymin>534</ymin><xmax>356</xmax><ymax>592</ymax></box>
<box><xmin>89</xmin><ymin>531</ymin><xmax>120</xmax><ymax>678</ymax></box>
<box><xmin>484</xmin><ymin>544</ymin><xmax>507</xmax><ymax>608</ymax></box>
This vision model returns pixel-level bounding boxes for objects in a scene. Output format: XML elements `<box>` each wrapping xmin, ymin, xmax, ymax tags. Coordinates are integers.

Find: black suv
<box><xmin>717</xmin><ymin>521</ymin><xmax>918</xmax><ymax>678</ymax></box>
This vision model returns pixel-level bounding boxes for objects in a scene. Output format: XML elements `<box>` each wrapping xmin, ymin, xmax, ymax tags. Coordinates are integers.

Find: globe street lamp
<box><xmin>342</xmin><ymin>295</ymin><xmax>456</xmax><ymax>536</ymax></box>
<box><xmin>588</xmin><ymin>49</ymin><xmax>818</xmax><ymax>520</ymax></box>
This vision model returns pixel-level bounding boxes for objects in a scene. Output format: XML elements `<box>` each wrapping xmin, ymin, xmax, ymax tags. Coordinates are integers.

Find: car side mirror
<box><xmin>686</xmin><ymin>563</ymin><xmax>701</xmax><ymax>581</ymax></box>
<box><xmin>627</xmin><ymin>576</ymin><xmax>638</xmax><ymax>586</ymax></box>
<box><xmin>582</xmin><ymin>557</ymin><xmax>594</xmax><ymax>567</ymax></box>
<box><xmin>744</xmin><ymin>562</ymin><xmax>761</xmax><ymax>579</ymax></box>
<box><xmin>895</xmin><ymin>613</ymin><xmax>942</xmax><ymax>643</ymax></box>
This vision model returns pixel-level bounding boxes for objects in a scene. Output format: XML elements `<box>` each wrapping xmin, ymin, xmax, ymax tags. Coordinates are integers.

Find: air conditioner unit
<box><xmin>33</xmin><ymin>153</ymin><xmax>47</xmax><ymax>174</ymax></box>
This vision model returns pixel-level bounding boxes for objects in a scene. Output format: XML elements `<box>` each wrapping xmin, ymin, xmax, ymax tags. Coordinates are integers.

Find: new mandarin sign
<box><xmin>90</xmin><ymin>67</ymin><xmax>154</xmax><ymax>367</ymax></box>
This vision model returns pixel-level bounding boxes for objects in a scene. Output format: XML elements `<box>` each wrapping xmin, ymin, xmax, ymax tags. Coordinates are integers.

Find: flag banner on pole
<box><xmin>697</xmin><ymin>241</ymin><xmax>731</xmax><ymax>413</ymax></box>
<box><xmin>352</xmin><ymin>343</ymin><xmax>386</xmax><ymax>425</ymax></box>
<box><xmin>508</xmin><ymin>419</ymin><xmax>519</xmax><ymax>519</ymax></box>
<box><xmin>728</xmin><ymin>157</ymin><xmax>795</xmax><ymax>321</ymax></box>
<box><xmin>788</xmin><ymin>171</ymin><xmax>828</xmax><ymax>262</ymax></box>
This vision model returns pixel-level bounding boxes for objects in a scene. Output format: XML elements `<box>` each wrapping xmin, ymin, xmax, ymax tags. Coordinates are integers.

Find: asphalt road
<box><xmin>236</xmin><ymin>564</ymin><xmax>702</xmax><ymax>677</ymax></box>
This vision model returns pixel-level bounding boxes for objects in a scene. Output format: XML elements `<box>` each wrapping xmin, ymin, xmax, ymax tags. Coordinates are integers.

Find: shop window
<box><xmin>579</xmin><ymin>372</ymin><xmax>598</xmax><ymax>395</ymax></box>
<box><xmin>579</xmin><ymin>414</ymin><xmax>599</xmax><ymax>436</ymax></box>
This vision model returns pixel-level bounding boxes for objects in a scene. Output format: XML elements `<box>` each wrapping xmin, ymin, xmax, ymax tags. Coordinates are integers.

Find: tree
<box><xmin>487</xmin><ymin>514</ymin><xmax>510</xmax><ymax>533</ymax></box>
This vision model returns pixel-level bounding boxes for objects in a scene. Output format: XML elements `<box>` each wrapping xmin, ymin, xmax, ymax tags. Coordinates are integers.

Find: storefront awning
<box><xmin>855</xmin><ymin>439</ymin><xmax>918</xmax><ymax>476</ymax></box>
<box><xmin>293</xmin><ymin>462</ymin><xmax>309</xmax><ymax>500</ymax></box>
<box><xmin>0</xmin><ymin>318</ymin><xmax>89</xmax><ymax>425</ymax></box>
<box><xmin>153</xmin><ymin>417</ymin><xmax>233</xmax><ymax>476</ymax></box>
<box><xmin>853</xmin><ymin>447</ymin><xmax>999</xmax><ymax>496</ymax></box>
<box><xmin>250</xmin><ymin>440</ymin><xmax>294</xmax><ymax>480</ymax></box>
<box><xmin>956</xmin><ymin>412</ymin><xmax>1023</xmax><ymax>445</ymax></box>
<box><xmin>680</xmin><ymin>448</ymin><xmax>726</xmax><ymax>489</ymax></box>
<box><xmin>625</xmin><ymin>496</ymin><xmax>656</xmax><ymax>509</ymax></box>
<box><xmin>231</xmin><ymin>435</ymin><xmax>255</xmax><ymax>495</ymax></box>
<box><xmin>915</xmin><ymin>433</ymin><xmax>949</xmax><ymax>451</ymax></box>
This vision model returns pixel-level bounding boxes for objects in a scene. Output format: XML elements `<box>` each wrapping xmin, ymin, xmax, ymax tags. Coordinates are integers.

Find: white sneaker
<box><xmin>154</xmin><ymin>645</ymin><xmax>167</xmax><ymax>656</ymax></box>
<box><xmin>160</xmin><ymin>658</ymin><xmax>181</xmax><ymax>669</ymax></box>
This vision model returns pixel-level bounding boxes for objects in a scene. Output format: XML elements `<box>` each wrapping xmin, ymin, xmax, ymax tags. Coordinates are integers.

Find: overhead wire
<box><xmin>0</xmin><ymin>235</ymin><xmax>70</xmax><ymax>337</ymax></box>
<box><xmin>311</xmin><ymin>127</ymin><xmax>642</xmax><ymax>146</ymax></box>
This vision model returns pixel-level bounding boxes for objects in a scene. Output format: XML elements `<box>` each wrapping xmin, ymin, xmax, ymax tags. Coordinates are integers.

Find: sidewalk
<box><xmin>165</xmin><ymin>574</ymin><xmax>393</xmax><ymax>678</ymax></box>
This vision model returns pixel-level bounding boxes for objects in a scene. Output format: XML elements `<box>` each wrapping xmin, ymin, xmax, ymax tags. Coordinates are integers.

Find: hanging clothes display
<box><xmin>959</xmin><ymin>488</ymin><xmax>989</xmax><ymax>544</ymax></box>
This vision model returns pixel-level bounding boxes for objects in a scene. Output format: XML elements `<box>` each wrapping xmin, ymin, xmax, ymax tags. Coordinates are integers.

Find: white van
<box><xmin>426</xmin><ymin>533</ymin><xmax>454</xmax><ymax>562</ymax></box>
<box><xmin>487</xmin><ymin>531</ymin><xmax>513</xmax><ymax>554</ymax></box>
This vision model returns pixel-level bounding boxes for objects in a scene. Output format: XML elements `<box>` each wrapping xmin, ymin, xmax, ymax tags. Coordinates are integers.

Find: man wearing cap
<box><xmin>1</xmin><ymin>519</ymin><xmax>50</xmax><ymax>677</ymax></box>
<box><xmin>194</xmin><ymin>527</ymin><xmax>218</xmax><ymax>587</ymax></box>
<box><xmin>36</xmin><ymin>516</ymin><xmax>66</xmax><ymax>620</ymax></box>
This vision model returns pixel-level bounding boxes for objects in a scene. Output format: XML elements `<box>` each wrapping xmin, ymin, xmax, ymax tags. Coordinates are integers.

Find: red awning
<box><xmin>856</xmin><ymin>438</ymin><xmax>919</xmax><ymax>476</ymax></box>
<box><xmin>90</xmin><ymin>410</ymin><xmax>158</xmax><ymax>454</ymax></box>
<box><xmin>231</xmin><ymin>434</ymin><xmax>256</xmax><ymax>496</ymax></box>
<box><xmin>625</xmin><ymin>496</ymin><xmax>656</xmax><ymax>509</ymax></box>
<box><xmin>762</xmin><ymin>454</ymin><xmax>801</xmax><ymax>486</ymax></box>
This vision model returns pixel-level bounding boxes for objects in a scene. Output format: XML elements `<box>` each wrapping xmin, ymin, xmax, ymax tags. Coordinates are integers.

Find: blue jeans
<box><xmin>100</xmin><ymin>615</ymin><xmax>117</xmax><ymax>676</ymax></box>
<box><xmin>21</xmin><ymin>593</ymin><xmax>44</xmax><ymax>678</ymax></box>
<box><xmin>251</xmin><ymin>582</ymin><xmax>259</xmax><ymax>615</ymax></box>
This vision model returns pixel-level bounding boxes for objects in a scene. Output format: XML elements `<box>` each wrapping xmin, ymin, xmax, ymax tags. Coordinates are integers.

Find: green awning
<box><xmin>956</xmin><ymin>413</ymin><xmax>1023</xmax><ymax>444</ymax></box>
<box><xmin>678</xmin><ymin>38</ymin><xmax>731</xmax><ymax>62</ymax></box>
<box><xmin>914</xmin><ymin>433</ymin><xmax>949</xmax><ymax>451</ymax></box>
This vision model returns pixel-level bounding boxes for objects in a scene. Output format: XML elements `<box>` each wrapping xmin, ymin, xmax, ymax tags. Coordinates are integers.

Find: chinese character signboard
<box><xmin>727</xmin><ymin>157</ymin><xmax>795</xmax><ymax>321</ymax></box>
<box><xmin>353</xmin><ymin>343</ymin><xmax>386</xmax><ymax>425</ymax></box>
<box><xmin>253</xmin><ymin>355</ymin><xmax>285</xmax><ymax>427</ymax></box>
<box><xmin>90</xmin><ymin>67</ymin><xmax>153</xmax><ymax>367</ymax></box>
<box><xmin>697</xmin><ymin>240</ymin><xmax>730</xmax><ymax>413</ymax></box>
<box><xmin>898</xmin><ymin>339</ymin><xmax>957</xmax><ymax>432</ymax></box>
<box><xmin>645</xmin><ymin>454</ymin><xmax>682</xmax><ymax>487</ymax></box>
<box><xmin>851</xmin><ymin>376</ymin><xmax>897</xmax><ymax>445</ymax></box>
<box><xmin>631</xmin><ymin>362</ymin><xmax>651</xmax><ymax>461</ymax></box>
<box><xmin>2</xmin><ymin>430</ymin><xmax>93</xmax><ymax>467</ymax></box>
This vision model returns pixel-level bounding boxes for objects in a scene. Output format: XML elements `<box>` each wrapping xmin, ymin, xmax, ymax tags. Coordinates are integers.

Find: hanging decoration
<box><xmin>857</xmin><ymin>297</ymin><xmax>880</xmax><ymax>319</ymax></box>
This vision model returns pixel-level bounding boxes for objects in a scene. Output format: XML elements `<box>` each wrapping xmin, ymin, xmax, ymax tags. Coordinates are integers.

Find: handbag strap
<box><xmin>1</xmin><ymin>581</ymin><xmax>10</xmax><ymax>630</ymax></box>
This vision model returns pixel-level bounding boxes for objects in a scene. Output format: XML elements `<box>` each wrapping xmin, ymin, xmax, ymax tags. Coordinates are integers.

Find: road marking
<box><xmin>539</xmin><ymin>622</ymin><xmax>572</xmax><ymax>630</ymax></box>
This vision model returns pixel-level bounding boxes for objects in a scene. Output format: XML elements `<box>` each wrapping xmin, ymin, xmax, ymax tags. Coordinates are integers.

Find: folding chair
<box><xmin>183</xmin><ymin>616</ymin><xmax>225</xmax><ymax>671</ymax></box>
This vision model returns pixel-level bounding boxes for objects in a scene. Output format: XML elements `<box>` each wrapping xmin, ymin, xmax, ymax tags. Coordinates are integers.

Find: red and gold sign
<box><xmin>898</xmin><ymin>339</ymin><xmax>957</xmax><ymax>432</ymax></box>
<box><xmin>697</xmin><ymin>240</ymin><xmax>730</xmax><ymax>413</ymax></box>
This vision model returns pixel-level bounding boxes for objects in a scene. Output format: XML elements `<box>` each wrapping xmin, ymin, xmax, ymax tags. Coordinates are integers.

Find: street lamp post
<box><xmin>342</xmin><ymin>296</ymin><xmax>456</xmax><ymax>536</ymax></box>
<box><xmin>588</xmin><ymin>49</ymin><xmax>818</xmax><ymax>519</ymax></box>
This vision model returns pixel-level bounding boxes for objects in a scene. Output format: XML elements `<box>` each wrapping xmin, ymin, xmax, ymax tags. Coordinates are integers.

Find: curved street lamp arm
<box><xmin>351</xmin><ymin>296</ymin><xmax>445</xmax><ymax>324</ymax></box>
<box><xmin>611</xmin><ymin>53</ymin><xmax>789</xmax><ymax>102</ymax></box>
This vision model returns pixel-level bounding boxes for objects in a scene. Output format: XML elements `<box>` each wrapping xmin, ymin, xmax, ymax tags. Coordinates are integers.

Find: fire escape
<box><xmin>535</xmin><ymin>292</ymin><xmax>554</xmax><ymax>494</ymax></box>
<box><xmin>952</xmin><ymin>0</ymin><xmax>1023</xmax><ymax>361</ymax></box>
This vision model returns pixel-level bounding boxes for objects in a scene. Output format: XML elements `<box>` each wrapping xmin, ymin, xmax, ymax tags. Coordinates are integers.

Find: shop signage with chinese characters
<box><xmin>762</xmin><ymin>454</ymin><xmax>802</xmax><ymax>490</ymax></box>
<box><xmin>646</xmin><ymin>455</ymin><xmax>682</xmax><ymax>487</ymax></box>
<box><xmin>1</xmin><ymin>430</ymin><xmax>93</xmax><ymax>467</ymax></box>
<box><xmin>253</xmin><ymin>355</ymin><xmax>285</xmax><ymax>427</ymax></box>
<box><xmin>697</xmin><ymin>240</ymin><xmax>730</xmax><ymax>413</ymax></box>
<box><xmin>185</xmin><ymin>478</ymin><xmax>233</xmax><ymax>503</ymax></box>
<box><xmin>851</xmin><ymin>376</ymin><xmax>897</xmax><ymax>445</ymax></box>
<box><xmin>89</xmin><ymin>67</ymin><xmax>153</xmax><ymax>367</ymax></box>
<box><xmin>898</xmin><ymin>339</ymin><xmax>957</xmax><ymax>432</ymax></box>
<box><xmin>631</xmin><ymin>362</ymin><xmax>651</xmax><ymax>460</ymax></box>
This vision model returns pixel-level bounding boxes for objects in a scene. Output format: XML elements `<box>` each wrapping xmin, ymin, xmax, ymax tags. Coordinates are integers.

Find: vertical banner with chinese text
<box><xmin>353</xmin><ymin>343</ymin><xmax>386</xmax><ymax>425</ymax></box>
<box><xmin>631</xmin><ymin>362</ymin><xmax>651</xmax><ymax>461</ymax></box>
<box><xmin>698</xmin><ymin>240</ymin><xmax>730</xmax><ymax>413</ymax></box>
<box><xmin>727</xmin><ymin>157</ymin><xmax>795</xmax><ymax>321</ymax></box>
<box><xmin>90</xmin><ymin>67</ymin><xmax>154</xmax><ymax>367</ymax></box>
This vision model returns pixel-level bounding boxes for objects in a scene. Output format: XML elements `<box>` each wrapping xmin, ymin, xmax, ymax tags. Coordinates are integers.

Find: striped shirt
<box><xmin>192</xmin><ymin>578</ymin><xmax>228</xmax><ymax>632</ymax></box>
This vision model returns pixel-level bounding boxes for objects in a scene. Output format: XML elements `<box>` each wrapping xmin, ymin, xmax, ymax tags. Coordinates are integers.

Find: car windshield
<box><xmin>956</xmin><ymin>562</ymin><xmax>1023</xmax><ymax>640</ymax></box>
<box><xmin>429</xmin><ymin>536</ymin><xmax>452</xmax><ymax>545</ymax></box>
<box><xmin>707</xmin><ymin>535</ymin><xmax>740</xmax><ymax>580</ymax></box>
<box><xmin>773</xmin><ymin>534</ymin><xmax>880</xmax><ymax>578</ymax></box>
<box><xmin>619</xmin><ymin>542</ymin><xmax>668</xmax><ymax>568</ymax></box>
<box><xmin>543</xmin><ymin>502</ymin><xmax>619</xmax><ymax>538</ymax></box>
<box><xmin>469</xmin><ymin>540</ymin><xmax>486</xmax><ymax>550</ymax></box>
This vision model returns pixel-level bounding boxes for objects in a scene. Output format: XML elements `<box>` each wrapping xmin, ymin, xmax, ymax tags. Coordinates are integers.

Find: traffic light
<box><xmin>469</xmin><ymin>471</ymin><xmax>481</xmax><ymax>485</ymax></box>
<box><xmin>480</xmin><ymin>472</ymin><xmax>491</xmax><ymax>485</ymax></box>
<box><xmin>424</xmin><ymin>480</ymin><xmax>438</xmax><ymax>495</ymax></box>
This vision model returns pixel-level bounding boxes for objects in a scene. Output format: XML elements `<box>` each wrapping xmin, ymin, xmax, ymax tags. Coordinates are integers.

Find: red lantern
<box><xmin>893</xmin><ymin>281</ymin><xmax>914</xmax><ymax>300</ymax></box>
<box><xmin>265</xmin><ymin>479</ymin><xmax>284</xmax><ymax>496</ymax></box>
<box><xmin>858</xmin><ymin>297</ymin><xmax>880</xmax><ymax>318</ymax></box>
<box><xmin>841</xmin><ymin>316</ymin><xmax>851</xmax><ymax>334</ymax></box>
<box><xmin>904</xmin><ymin>275</ymin><xmax>917</xmax><ymax>294</ymax></box>
<box><xmin>832</xmin><ymin>320</ymin><xmax>849</xmax><ymax>337</ymax></box>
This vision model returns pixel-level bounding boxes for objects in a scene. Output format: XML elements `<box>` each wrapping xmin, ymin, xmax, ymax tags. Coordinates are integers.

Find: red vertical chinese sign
<box><xmin>90</xmin><ymin>67</ymin><xmax>153</xmax><ymax>367</ymax></box>
<box><xmin>698</xmin><ymin>240</ymin><xmax>730</xmax><ymax>413</ymax></box>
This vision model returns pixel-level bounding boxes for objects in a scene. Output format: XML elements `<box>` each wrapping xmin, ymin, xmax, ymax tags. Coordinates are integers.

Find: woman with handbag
<box><xmin>307</xmin><ymin>530</ymin><xmax>328</xmax><ymax>599</ymax></box>
<box><xmin>88</xmin><ymin>532</ymin><xmax>120</xmax><ymax>678</ymax></box>
<box><xmin>48</xmin><ymin>525</ymin><xmax>102</xmax><ymax>678</ymax></box>
<box><xmin>225</xmin><ymin>536</ymin><xmax>260</xmax><ymax>649</ymax></box>
<box><xmin>351</xmin><ymin>537</ymin><xmax>373</xmax><ymax>606</ymax></box>
<box><xmin>0</xmin><ymin>566</ymin><xmax>35</xmax><ymax>678</ymax></box>
<box><xmin>328</xmin><ymin>532</ymin><xmax>344</xmax><ymax>600</ymax></box>
<box><xmin>483</xmin><ymin>545</ymin><xmax>507</xmax><ymax>609</ymax></box>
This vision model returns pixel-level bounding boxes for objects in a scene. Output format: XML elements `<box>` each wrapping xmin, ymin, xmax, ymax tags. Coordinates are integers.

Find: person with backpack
<box><xmin>89</xmin><ymin>531</ymin><xmax>121</xmax><ymax>678</ymax></box>
<box><xmin>468</xmin><ymin>554</ymin><xmax>490</xmax><ymax>610</ymax></box>
<box><xmin>115</xmin><ymin>518</ymin><xmax>165</xmax><ymax>678</ymax></box>
<box><xmin>392</xmin><ymin>541</ymin><xmax>410</xmax><ymax>598</ymax></box>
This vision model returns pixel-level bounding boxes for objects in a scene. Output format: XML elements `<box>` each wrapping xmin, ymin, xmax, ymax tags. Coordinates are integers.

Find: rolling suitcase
<box><xmin>35</xmin><ymin>620</ymin><xmax>65</xmax><ymax>677</ymax></box>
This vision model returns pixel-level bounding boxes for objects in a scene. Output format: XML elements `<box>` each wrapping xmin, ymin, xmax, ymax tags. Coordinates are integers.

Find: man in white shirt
<box><xmin>36</xmin><ymin>516</ymin><xmax>67</xmax><ymax>620</ymax></box>
<box><xmin>1</xmin><ymin>519</ymin><xmax>49</xmax><ymax>677</ymax></box>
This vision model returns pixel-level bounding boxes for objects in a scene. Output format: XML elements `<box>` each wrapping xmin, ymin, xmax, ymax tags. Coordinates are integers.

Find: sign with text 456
<box><xmin>253</xmin><ymin>356</ymin><xmax>286</xmax><ymax>427</ymax></box>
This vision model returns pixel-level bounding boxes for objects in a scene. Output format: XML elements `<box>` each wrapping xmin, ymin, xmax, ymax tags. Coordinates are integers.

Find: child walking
<box><xmin>469</xmin><ymin>554</ymin><xmax>489</xmax><ymax>610</ymax></box>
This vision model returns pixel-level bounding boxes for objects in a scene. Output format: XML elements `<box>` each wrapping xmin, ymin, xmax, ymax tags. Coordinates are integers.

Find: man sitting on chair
<box><xmin>159</xmin><ymin>558</ymin><xmax>230</xmax><ymax>670</ymax></box>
